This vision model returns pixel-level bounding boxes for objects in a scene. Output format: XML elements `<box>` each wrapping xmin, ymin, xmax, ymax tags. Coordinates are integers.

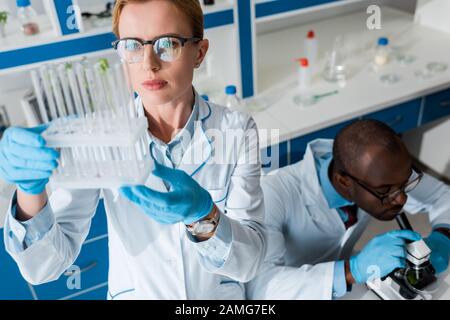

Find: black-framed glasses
<box><xmin>342</xmin><ymin>165</ymin><xmax>423</xmax><ymax>205</ymax></box>
<box><xmin>112</xmin><ymin>35</ymin><xmax>202</xmax><ymax>63</ymax></box>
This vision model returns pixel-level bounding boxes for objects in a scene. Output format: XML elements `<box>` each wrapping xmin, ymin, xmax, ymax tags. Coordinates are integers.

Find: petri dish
<box><xmin>414</xmin><ymin>69</ymin><xmax>434</xmax><ymax>81</ymax></box>
<box><xmin>395</xmin><ymin>53</ymin><xmax>416</xmax><ymax>65</ymax></box>
<box><xmin>380</xmin><ymin>73</ymin><xmax>401</xmax><ymax>85</ymax></box>
<box><xmin>427</xmin><ymin>62</ymin><xmax>448</xmax><ymax>74</ymax></box>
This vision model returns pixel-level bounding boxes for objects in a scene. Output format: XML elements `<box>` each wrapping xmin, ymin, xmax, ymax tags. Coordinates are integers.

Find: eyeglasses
<box><xmin>112</xmin><ymin>35</ymin><xmax>202</xmax><ymax>63</ymax></box>
<box><xmin>342</xmin><ymin>165</ymin><xmax>423</xmax><ymax>205</ymax></box>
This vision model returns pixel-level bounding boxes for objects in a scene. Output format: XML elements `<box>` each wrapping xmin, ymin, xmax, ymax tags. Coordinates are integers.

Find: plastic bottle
<box><xmin>297</xmin><ymin>58</ymin><xmax>311</xmax><ymax>93</ymax></box>
<box><xmin>374</xmin><ymin>37</ymin><xmax>390</xmax><ymax>67</ymax></box>
<box><xmin>304</xmin><ymin>30</ymin><xmax>318</xmax><ymax>72</ymax></box>
<box><xmin>295</xmin><ymin>58</ymin><xmax>314</xmax><ymax>106</ymax></box>
<box><xmin>16</xmin><ymin>0</ymin><xmax>40</xmax><ymax>36</ymax></box>
<box><xmin>225</xmin><ymin>85</ymin><xmax>242</xmax><ymax>111</ymax></box>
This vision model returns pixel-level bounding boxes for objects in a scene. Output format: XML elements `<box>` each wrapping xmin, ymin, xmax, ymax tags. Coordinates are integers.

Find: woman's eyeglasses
<box><xmin>112</xmin><ymin>35</ymin><xmax>201</xmax><ymax>63</ymax></box>
<box><xmin>342</xmin><ymin>166</ymin><xmax>423</xmax><ymax>205</ymax></box>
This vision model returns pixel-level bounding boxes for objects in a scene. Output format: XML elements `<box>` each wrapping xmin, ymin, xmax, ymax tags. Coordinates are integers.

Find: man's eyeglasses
<box><xmin>342</xmin><ymin>166</ymin><xmax>423</xmax><ymax>205</ymax></box>
<box><xmin>112</xmin><ymin>35</ymin><xmax>202</xmax><ymax>63</ymax></box>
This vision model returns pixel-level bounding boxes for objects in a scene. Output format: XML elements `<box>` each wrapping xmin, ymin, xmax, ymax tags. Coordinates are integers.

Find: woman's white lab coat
<box><xmin>3</xmin><ymin>96</ymin><xmax>266</xmax><ymax>299</ymax></box>
<box><xmin>246</xmin><ymin>139</ymin><xmax>450</xmax><ymax>300</ymax></box>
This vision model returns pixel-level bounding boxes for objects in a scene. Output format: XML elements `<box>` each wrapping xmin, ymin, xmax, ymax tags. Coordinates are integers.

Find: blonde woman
<box><xmin>1</xmin><ymin>0</ymin><xmax>265</xmax><ymax>299</ymax></box>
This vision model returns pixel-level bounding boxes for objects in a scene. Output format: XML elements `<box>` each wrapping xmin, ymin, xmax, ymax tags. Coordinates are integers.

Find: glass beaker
<box><xmin>322</xmin><ymin>36</ymin><xmax>347</xmax><ymax>83</ymax></box>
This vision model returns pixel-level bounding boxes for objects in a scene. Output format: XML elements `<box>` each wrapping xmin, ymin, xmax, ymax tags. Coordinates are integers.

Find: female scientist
<box><xmin>0</xmin><ymin>0</ymin><xmax>265</xmax><ymax>299</ymax></box>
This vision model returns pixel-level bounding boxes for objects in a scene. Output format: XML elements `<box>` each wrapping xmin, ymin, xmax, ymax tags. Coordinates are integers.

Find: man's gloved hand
<box><xmin>424</xmin><ymin>230</ymin><xmax>450</xmax><ymax>274</ymax></box>
<box><xmin>349</xmin><ymin>230</ymin><xmax>421</xmax><ymax>284</ymax></box>
<box><xmin>120</xmin><ymin>162</ymin><xmax>214</xmax><ymax>225</ymax></box>
<box><xmin>0</xmin><ymin>124</ymin><xmax>59</xmax><ymax>195</ymax></box>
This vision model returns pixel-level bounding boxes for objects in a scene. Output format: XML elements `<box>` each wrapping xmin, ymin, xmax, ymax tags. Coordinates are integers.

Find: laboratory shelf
<box><xmin>255</xmin><ymin>0</ymin><xmax>341</xmax><ymax>19</ymax></box>
<box><xmin>0</xmin><ymin>6</ymin><xmax>234</xmax><ymax>75</ymax></box>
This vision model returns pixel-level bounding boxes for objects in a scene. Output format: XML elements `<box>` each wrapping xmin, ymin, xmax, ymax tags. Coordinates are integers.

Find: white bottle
<box><xmin>225</xmin><ymin>85</ymin><xmax>242</xmax><ymax>112</ymax></box>
<box><xmin>16</xmin><ymin>0</ymin><xmax>40</xmax><ymax>36</ymax></box>
<box><xmin>304</xmin><ymin>30</ymin><xmax>318</xmax><ymax>72</ymax></box>
<box><xmin>296</xmin><ymin>58</ymin><xmax>314</xmax><ymax>106</ymax></box>
<box><xmin>297</xmin><ymin>58</ymin><xmax>311</xmax><ymax>93</ymax></box>
<box><xmin>374</xmin><ymin>37</ymin><xmax>390</xmax><ymax>67</ymax></box>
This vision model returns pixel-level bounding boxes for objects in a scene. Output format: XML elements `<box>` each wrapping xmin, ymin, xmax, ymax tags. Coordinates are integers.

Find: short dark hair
<box><xmin>333</xmin><ymin>119</ymin><xmax>405</xmax><ymax>174</ymax></box>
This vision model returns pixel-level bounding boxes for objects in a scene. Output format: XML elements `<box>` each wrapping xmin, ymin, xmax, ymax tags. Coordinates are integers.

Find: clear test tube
<box><xmin>67</xmin><ymin>68</ymin><xmax>85</xmax><ymax>116</ymax></box>
<box><xmin>105</xmin><ymin>68</ymin><xmax>121</xmax><ymax>114</ymax></box>
<box><xmin>121</xmin><ymin>61</ymin><xmax>137</xmax><ymax>119</ymax></box>
<box><xmin>85</xmin><ymin>146</ymin><xmax>98</xmax><ymax>178</ymax></box>
<box><xmin>78</xmin><ymin>146</ymin><xmax>89</xmax><ymax>177</ymax></box>
<box><xmin>75</xmin><ymin>64</ymin><xmax>92</xmax><ymax>116</ymax></box>
<box><xmin>92</xmin><ymin>146</ymin><xmax>104</xmax><ymax>178</ymax></box>
<box><xmin>112</xmin><ymin>147</ymin><xmax>124</xmax><ymax>177</ymax></box>
<box><xmin>101</xmin><ymin>146</ymin><xmax>113</xmax><ymax>178</ymax></box>
<box><xmin>84</xmin><ymin>67</ymin><xmax>100</xmax><ymax>114</ymax></box>
<box><xmin>139</xmin><ymin>135</ymin><xmax>148</xmax><ymax>165</ymax></box>
<box><xmin>73</xmin><ymin>147</ymin><xmax>83</xmax><ymax>178</ymax></box>
<box><xmin>129</xmin><ymin>144</ymin><xmax>139</xmax><ymax>178</ymax></box>
<box><xmin>85</xmin><ymin>67</ymin><xmax>107</xmax><ymax>134</ymax></box>
<box><xmin>93</xmin><ymin>63</ymin><xmax>113</xmax><ymax>112</ymax></box>
<box><xmin>65</xmin><ymin>148</ymin><xmax>75</xmax><ymax>177</ymax></box>
<box><xmin>39</xmin><ymin>65</ymin><xmax>59</xmax><ymax>120</ymax></box>
<box><xmin>48</xmin><ymin>67</ymin><xmax>67</xmax><ymax>118</ymax></box>
<box><xmin>57</xmin><ymin>64</ymin><xmax>76</xmax><ymax>116</ymax></box>
<box><xmin>113</xmin><ymin>63</ymin><xmax>127</xmax><ymax>117</ymax></box>
<box><xmin>30</xmin><ymin>70</ymin><xmax>50</xmax><ymax>123</ymax></box>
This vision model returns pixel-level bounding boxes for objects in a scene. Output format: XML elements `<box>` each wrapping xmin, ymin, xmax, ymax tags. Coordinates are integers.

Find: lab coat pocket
<box><xmin>215</xmin><ymin>280</ymin><xmax>245</xmax><ymax>300</ymax></box>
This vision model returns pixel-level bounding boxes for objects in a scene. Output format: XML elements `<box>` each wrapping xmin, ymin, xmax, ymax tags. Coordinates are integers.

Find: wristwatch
<box><xmin>186</xmin><ymin>207</ymin><xmax>220</xmax><ymax>236</ymax></box>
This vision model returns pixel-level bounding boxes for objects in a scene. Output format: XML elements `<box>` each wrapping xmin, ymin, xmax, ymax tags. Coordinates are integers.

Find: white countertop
<box><xmin>252</xmin><ymin>7</ymin><xmax>450</xmax><ymax>148</ymax></box>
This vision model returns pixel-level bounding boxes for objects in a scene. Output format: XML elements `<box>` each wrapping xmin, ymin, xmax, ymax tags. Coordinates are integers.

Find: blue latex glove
<box><xmin>424</xmin><ymin>231</ymin><xmax>450</xmax><ymax>274</ymax></box>
<box><xmin>350</xmin><ymin>230</ymin><xmax>421</xmax><ymax>284</ymax></box>
<box><xmin>120</xmin><ymin>162</ymin><xmax>214</xmax><ymax>225</ymax></box>
<box><xmin>0</xmin><ymin>124</ymin><xmax>59</xmax><ymax>195</ymax></box>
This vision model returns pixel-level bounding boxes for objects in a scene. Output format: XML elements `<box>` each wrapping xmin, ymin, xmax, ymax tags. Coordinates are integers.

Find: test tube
<box><xmin>75</xmin><ymin>64</ymin><xmax>92</xmax><ymax>116</ymax></box>
<box><xmin>48</xmin><ymin>67</ymin><xmax>67</xmax><ymax>118</ymax></box>
<box><xmin>39</xmin><ymin>66</ymin><xmax>59</xmax><ymax>120</ymax></box>
<box><xmin>113</xmin><ymin>147</ymin><xmax>124</xmax><ymax>177</ymax></box>
<box><xmin>67</xmin><ymin>68</ymin><xmax>85</xmax><ymax>116</ymax></box>
<box><xmin>57</xmin><ymin>64</ymin><xmax>76</xmax><ymax>116</ymax></box>
<box><xmin>84</xmin><ymin>68</ymin><xmax>100</xmax><ymax>113</ymax></box>
<box><xmin>106</xmin><ymin>68</ymin><xmax>121</xmax><ymax>114</ymax></box>
<box><xmin>30</xmin><ymin>70</ymin><xmax>50</xmax><ymax>123</ymax></box>
<box><xmin>93</xmin><ymin>63</ymin><xmax>112</xmax><ymax>111</ymax></box>
<box><xmin>121</xmin><ymin>61</ymin><xmax>137</xmax><ymax>118</ymax></box>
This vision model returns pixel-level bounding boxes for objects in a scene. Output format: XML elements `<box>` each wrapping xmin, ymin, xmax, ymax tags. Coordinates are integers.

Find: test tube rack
<box><xmin>30</xmin><ymin>59</ymin><xmax>152</xmax><ymax>189</ymax></box>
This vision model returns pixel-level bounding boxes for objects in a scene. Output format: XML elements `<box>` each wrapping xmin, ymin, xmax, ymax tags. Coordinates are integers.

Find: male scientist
<box><xmin>246</xmin><ymin>119</ymin><xmax>450</xmax><ymax>299</ymax></box>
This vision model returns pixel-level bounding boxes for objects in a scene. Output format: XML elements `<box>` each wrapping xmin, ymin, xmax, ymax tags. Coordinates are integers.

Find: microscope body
<box><xmin>366</xmin><ymin>212</ymin><xmax>437</xmax><ymax>300</ymax></box>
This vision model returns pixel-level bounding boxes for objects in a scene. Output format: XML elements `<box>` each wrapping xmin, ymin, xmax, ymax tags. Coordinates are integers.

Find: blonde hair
<box><xmin>112</xmin><ymin>0</ymin><xmax>204</xmax><ymax>39</ymax></box>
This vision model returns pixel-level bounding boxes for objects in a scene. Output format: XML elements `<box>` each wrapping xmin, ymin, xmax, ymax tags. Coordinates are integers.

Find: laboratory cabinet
<box><xmin>421</xmin><ymin>88</ymin><xmax>450</xmax><ymax>125</ymax></box>
<box><xmin>0</xmin><ymin>199</ymin><xmax>108</xmax><ymax>300</ymax></box>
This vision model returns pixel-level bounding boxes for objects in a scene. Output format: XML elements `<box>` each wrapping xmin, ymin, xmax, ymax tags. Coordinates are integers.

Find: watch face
<box><xmin>194</xmin><ymin>221</ymin><xmax>215</xmax><ymax>235</ymax></box>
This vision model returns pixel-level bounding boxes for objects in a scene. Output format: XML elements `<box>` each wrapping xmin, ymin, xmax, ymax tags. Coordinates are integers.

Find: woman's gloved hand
<box><xmin>120</xmin><ymin>162</ymin><xmax>214</xmax><ymax>225</ymax></box>
<box><xmin>349</xmin><ymin>229</ymin><xmax>421</xmax><ymax>284</ymax></box>
<box><xmin>0</xmin><ymin>124</ymin><xmax>59</xmax><ymax>195</ymax></box>
<box><xmin>424</xmin><ymin>230</ymin><xmax>450</xmax><ymax>274</ymax></box>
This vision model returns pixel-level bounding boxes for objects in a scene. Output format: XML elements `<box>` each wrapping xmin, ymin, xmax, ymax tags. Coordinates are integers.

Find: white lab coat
<box><xmin>4</xmin><ymin>97</ymin><xmax>266</xmax><ymax>299</ymax></box>
<box><xmin>246</xmin><ymin>139</ymin><xmax>450</xmax><ymax>300</ymax></box>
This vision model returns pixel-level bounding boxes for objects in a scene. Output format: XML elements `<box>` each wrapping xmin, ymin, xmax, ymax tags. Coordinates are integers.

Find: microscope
<box><xmin>366</xmin><ymin>212</ymin><xmax>438</xmax><ymax>300</ymax></box>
